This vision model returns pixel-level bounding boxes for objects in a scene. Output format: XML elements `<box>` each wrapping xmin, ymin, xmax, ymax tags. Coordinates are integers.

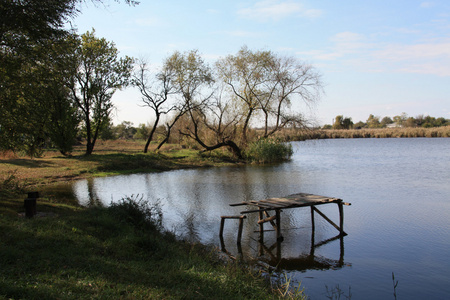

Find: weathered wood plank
<box><xmin>229</xmin><ymin>202</ymin><xmax>249</xmax><ymax>207</ymax></box>
<box><xmin>258</xmin><ymin>215</ymin><xmax>277</xmax><ymax>224</ymax></box>
<box><xmin>221</xmin><ymin>215</ymin><xmax>246</xmax><ymax>219</ymax></box>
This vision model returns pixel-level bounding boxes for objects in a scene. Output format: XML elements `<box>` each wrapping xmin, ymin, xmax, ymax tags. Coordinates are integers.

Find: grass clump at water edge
<box><xmin>246</xmin><ymin>138</ymin><xmax>294</xmax><ymax>164</ymax></box>
<box><xmin>0</xmin><ymin>195</ymin><xmax>304</xmax><ymax>299</ymax></box>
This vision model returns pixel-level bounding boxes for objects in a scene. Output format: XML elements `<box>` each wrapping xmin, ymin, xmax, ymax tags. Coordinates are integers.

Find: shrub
<box><xmin>0</xmin><ymin>170</ymin><xmax>25</xmax><ymax>198</ymax></box>
<box><xmin>108</xmin><ymin>195</ymin><xmax>163</xmax><ymax>230</ymax></box>
<box><xmin>246</xmin><ymin>138</ymin><xmax>293</xmax><ymax>163</ymax></box>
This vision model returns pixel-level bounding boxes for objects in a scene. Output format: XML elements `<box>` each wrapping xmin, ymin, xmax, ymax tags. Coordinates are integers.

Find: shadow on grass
<box><xmin>0</xmin><ymin>207</ymin><xmax>273</xmax><ymax>299</ymax></box>
<box><xmin>75</xmin><ymin>153</ymin><xmax>189</xmax><ymax>173</ymax></box>
<box><xmin>2</xmin><ymin>159</ymin><xmax>56</xmax><ymax>168</ymax></box>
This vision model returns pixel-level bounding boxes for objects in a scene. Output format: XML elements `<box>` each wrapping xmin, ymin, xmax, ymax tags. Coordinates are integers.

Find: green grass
<box><xmin>0</xmin><ymin>144</ymin><xmax>241</xmax><ymax>191</ymax></box>
<box><xmin>0</xmin><ymin>141</ymin><xmax>306</xmax><ymax>299</ymax></box>
<box><xmin>0</xmin><ymin>195</ymin><xmax>305</xmax><ymax>299</ymax></box>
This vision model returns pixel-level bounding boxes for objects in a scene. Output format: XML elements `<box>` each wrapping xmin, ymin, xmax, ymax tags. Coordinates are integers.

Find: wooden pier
<box><xmin>221</xmin><ymin>193</ymin><xmax>351</xmax><ymax>243</ymax></box>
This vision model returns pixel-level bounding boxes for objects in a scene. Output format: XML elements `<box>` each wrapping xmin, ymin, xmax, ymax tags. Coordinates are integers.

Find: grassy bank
<box><xmin>0</xmin><ymin>196</ymin><xmax>301</xmax><ymax>299</ymax></box>
<box><xmin>0</xmin><ymin>140</ymin><xmax>238</xmax><ymax>191</ymax></box>
<box><xmin>1</xmin><ymin>141</ymin><xmax>306</xmax><ymax>299</ymax></box>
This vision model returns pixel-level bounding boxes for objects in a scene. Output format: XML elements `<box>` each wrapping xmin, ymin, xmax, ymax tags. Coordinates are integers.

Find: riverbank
<box><xmin>1</xmin><ymin>142</ymin><xmax>306</xmax><ymax>299</ymax></box>
<box><xmin>1</xmin><ymin>140</ymin><xmax>239</xmax><ymax>191</ymax></box>
<box><xmin>1</xmin><ymin>196</ymin><xmax>303</xmax><ymax>299</ymax></box>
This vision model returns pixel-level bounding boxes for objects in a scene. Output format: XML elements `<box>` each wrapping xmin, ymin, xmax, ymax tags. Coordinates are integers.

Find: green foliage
<box><xmin>108</xmin><ymin>195</ymin><xmax>162</xmax><ymax>230</ymax></box>
<box><xmin>70</xmin><ymin>30</ymin><xmax>135</xmax><ymax>155</ymax></box>
<box><xmin>246</xmin><ymin>138</ymin><xmax>293</xmax><ymax>163</ymax></box>
<box><xmin>366</xmin><ymin>114</ymin><xmax>382</xmax><ymax>128</ymax></box>
<box><xmin>333</xmin><ymin>115</ymin><xmax>353</xmax><ymax>129</ymax></box>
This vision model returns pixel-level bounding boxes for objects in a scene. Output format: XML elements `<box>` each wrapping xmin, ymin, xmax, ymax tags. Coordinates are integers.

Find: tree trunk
<box><xmin>242</xmin><ymin>108</ymin><xmax>253</xmax><ymax>144</ymax></box>
<box><xmin>156</xmin><ymin>123</ymin><xmax>171</xmax><ymax>150</ymax></box>
<box><xmin>144</xmin><ymin>114</ymin><xmax>160</xmax><ymax>153</ymax></box>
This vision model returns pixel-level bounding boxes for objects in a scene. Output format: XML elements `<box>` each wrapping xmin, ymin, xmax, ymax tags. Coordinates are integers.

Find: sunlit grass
<box><xmin>0</xmin><ymin>141</ymin><xmax>240</xmax><ymax>192</ymax></box>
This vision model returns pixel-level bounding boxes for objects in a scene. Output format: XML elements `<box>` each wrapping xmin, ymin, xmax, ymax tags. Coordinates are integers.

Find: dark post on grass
<box><xmin>24</xmin><ymin>192</ymin><xmax>39</xmax><ymax>218</ymax></box>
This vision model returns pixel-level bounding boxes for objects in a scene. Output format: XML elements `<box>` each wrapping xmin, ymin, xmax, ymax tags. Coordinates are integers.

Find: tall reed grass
<box><xmin>246</xmin><ymin>138</ymin><xmax>294</xmax><ymax>163</ymax></box>
<box><xmin>281</xmin><ymin>126</ymin><xmax>450</xmax><ymax>141</ymax></box>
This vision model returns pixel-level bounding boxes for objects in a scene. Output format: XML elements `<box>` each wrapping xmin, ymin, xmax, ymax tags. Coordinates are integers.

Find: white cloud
<box><xmin>237</xmin><ymin>0</ymin><xmax>322</xmax><ymax>22</ymax></box>
<box><xmin>372</xmin><ymin>41</ymin><xmax>450</xmax><ymax>76</ymax></box>
<box><xmin>298</xmin><ymin>32</ymin><xmax>370</xmax><ymax>61</ymax></box>
<box><xmin>374</xmin><ymin>41</ymin><xmax>450</xmax><ymax>61</ymax></box>
<box><xmin>299</xmin><ymin>30</ymin><xmax>450</xmax><ymax>77</ymax></box>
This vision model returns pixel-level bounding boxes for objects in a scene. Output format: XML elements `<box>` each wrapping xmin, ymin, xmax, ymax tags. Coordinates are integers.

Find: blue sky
<box><xmin>72</xmin><ymin>0</ymin><xmax>450</xmax><ymax>125</ymax></box>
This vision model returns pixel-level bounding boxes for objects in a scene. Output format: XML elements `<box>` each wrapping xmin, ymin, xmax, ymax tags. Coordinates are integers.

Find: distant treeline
<box><xmin>97</xmin><ymin>120</ymin><xmax>450</xmax><ymax>142</ymax></box>
<box><xmin>325</xmin><ymin>113</ymin><xmax>449</xmax><ymax>130</ymax></box>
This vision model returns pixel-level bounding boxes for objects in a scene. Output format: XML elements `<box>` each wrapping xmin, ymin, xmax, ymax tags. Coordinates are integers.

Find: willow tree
<box><xmin>156</xmin><ymin>50</ymin><xmax>215</xmax><ymax>151</ymax></box>
<box><xmin>69</xmin><ymin>30</ymin><xmax>134</xmax><ymax>155</ymax></box>
<box><xmin>216</xmin><ymin>46</ymin><xmax>323</xmax><ymax>143</ymax></box>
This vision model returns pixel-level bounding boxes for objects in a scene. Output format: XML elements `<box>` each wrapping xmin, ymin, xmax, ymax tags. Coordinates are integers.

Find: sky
<box><xmin>71</xmin><ymin>0</ymin><xmax>450</xmax><ymax>126</ymax></box>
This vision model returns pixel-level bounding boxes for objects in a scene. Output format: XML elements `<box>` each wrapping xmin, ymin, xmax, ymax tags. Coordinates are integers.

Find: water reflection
<box><xmin>53</xmin><ymin>164</ymin><xmax>350</xmax><ymax>272</ymax></box>
<box><xmin>220</xmin><ymin>221</ymin><xmax>350</xmax><ymax>272</ymax></box>
<box><xmin>42</xmin><ymin>138</ymin><xmax>450</xmax><ymax>299</ymax></box>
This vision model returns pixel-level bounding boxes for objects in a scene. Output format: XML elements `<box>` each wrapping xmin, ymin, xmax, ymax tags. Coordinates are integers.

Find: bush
<box><xmin>108</xmin><ymin>195</ymin><xmax>163</xmax><ymax>230</ymax></box>
<box><xmin>0</xmin><ymin>170</ymin><xmax>25</xmax><ymax>198</ymax></box>
<box><xmin>246</xmin><ymin>138</ymin><xmax>293</xmax><ymax>163</ymax></box>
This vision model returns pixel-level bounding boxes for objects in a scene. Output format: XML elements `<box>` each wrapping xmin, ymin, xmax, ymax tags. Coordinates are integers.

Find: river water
<box><xmin>54</xmin><ymin>138</ymin><xmax>450</xmax><ymax>299</ymax></box>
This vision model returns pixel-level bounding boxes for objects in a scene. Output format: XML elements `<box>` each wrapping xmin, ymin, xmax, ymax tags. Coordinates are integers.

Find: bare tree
<box><xmin>132</xmin><ymin>59</ymin><xmax>178</xmax><ymax>153</ymax></box>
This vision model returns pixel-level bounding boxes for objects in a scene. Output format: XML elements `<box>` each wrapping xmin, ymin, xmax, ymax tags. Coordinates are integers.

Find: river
<box><xmin>53</xmin><ymin>138</ymin><xmax>450</xmax><ymax>299</ymax></box>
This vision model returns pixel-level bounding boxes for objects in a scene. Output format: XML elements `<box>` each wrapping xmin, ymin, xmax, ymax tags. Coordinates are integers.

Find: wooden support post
<box><xmin>312</xmin><ymin>206</ymin><xmax>347</xmax><ymax>236</ymax></box>
<box><xmin>310</xmin><ymin>206</ymin><xmax>315</xmax><ymax>232</ymax></box>
<box><xmin>257</xmin><ymin>215</ymin><xmax>277</xmax><ymax>224</ymax></box>
<box><xmin>338</xmin><ymin>202</ymin><xmax>344</xmax><ymax>236</ymax></box>
<box><xmin>275</xmin><ymin>209</ymin><xmax>283</xmax><ymax>241</ymax></box>
<box><xmin>219</xmin><ymin>215</ymin><xmax>246</xmax><ymax>244</ymax></box>
<box><xmin>237</xmin><ymin>217</ymin><xmax>244</xmax><ymax>244</ymax></box>
<box><xmin>219</xmin><ymin>217</ymin><xmax>226</xmax><ymax>238</ymax></box>
<box><xmin>258</xmin><ymin>210</ymin><xmax>264</xmax><ymax>242</ymax></box>
<box><xmin>263</xmin><ymin>211</ymin><xmax>277</xmax><ymax>228</ymax></box>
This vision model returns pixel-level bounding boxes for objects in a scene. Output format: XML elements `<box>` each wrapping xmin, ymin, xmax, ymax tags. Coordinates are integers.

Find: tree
<box><xmin>163</xmin><ymin>50</ymin><xmax>239</xmax><ymax>154</ymax></box>
<box><xmin>0</xmin><ymin>31</ymin><xmax>80</xmax><ymax>156</ymax></box>
<box><xmin>333</xmin><ymin>115</ymin><xmax>353</xmax><ymax>129</ymax></box>
<box><xmin>354</xmin><ymin>121</ymin><xmax>366</xmax><ymax>129</ymax></box>
<box><xmin>366</xmin><ymin>114</ymin><xmax>381</xmax><ymax>128</ymax></box>
<box><xmin>69</xmin><ymin>30</ymin><xmax>134</xmax><ymax>155</ymax></box>
<box><xmin>114</xmin><ymin>121</ymin><xmax>136</xmax><ymax>139</ymax></box>
<box><xmin>393</xmin><ymin>112</ymin><xmax>408</xmax><ymax>127</ymax></box>
<box><xmin>0</xmin><ymin>0</ymin><xmax>137</xmax><ymax>154</ymax></box>
<box><xmin>381</xmin><ymin>116</ymin><xmax>393</xmax><ymax>127</ymax></box>
<box><xmin>216</xmin><ymin>46</ymin><xmax>322</xmax><ymax>143</ymax></box>
<box><xmin>132</xmin><ymin>59</ymin><xmax>178</xmax><ymax>152</ymax></box>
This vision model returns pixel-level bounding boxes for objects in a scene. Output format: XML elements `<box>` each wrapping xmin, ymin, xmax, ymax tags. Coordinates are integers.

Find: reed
<box><xmin>287</xmin><ymin>126</ymin><xmax>450</xmax><ymax>140</ymax></box>
<box><xmin>246</xmin><ymin>138</ymin><xmax>294</xmax><ymax>163</ymax></box>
